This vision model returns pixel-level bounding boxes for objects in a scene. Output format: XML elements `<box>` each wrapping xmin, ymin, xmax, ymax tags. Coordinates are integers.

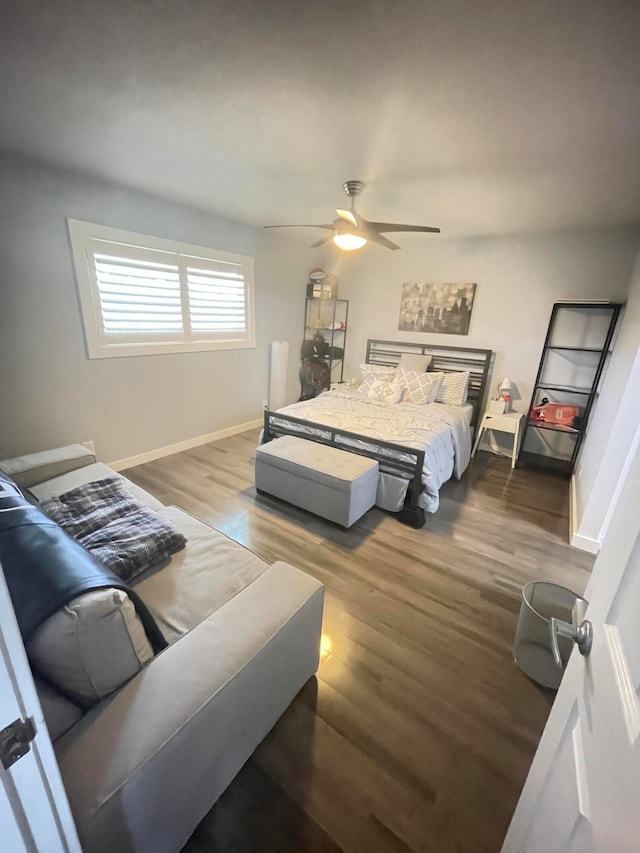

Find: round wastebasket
<box><xmin>513</xmin><ymin>581</ymin><xmax>586</xmax><ymax>689</ymax></box>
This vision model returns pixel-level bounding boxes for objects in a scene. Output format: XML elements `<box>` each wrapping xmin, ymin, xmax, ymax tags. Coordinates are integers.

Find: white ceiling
<box><xmin>1</xmin><ymin>0</ymin><xmax>639</xmax><ymax>239</ymax></box>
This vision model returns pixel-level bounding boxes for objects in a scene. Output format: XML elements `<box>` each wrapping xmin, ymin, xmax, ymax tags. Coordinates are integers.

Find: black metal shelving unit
<box><xmin>299</xmin><ymin>298</ymin><xmax>349</xmax><ymax>398</ymax></box>
<box><xmin>519</xmin><ymin>301</ymin><xmax>623</xmax><ymax>475</ymax></box>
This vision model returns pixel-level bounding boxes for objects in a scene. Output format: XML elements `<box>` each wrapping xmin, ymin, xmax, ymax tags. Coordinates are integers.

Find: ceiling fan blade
<box><xmin>362</xmin><ymin>232</ymin><xmax>401</xmax><ymax>250</ymax></box>
<box><xmin>335</xmin><ymin>209</ymin><xmax>358</xmax><ymax>227</ymax></box>
<box><xmin>310</xmin><ymin>235</ymin><xmax>334</xmax><ymax>248</ymax></box>
<box><xmin>263</xmin><ymin>224</ymin><xmax>334</xmax><ymax>230</ymax></box>
<box><xmin>368</xmin><ymin>222</ymin><xmax>441</xmax><ymax>234</ymax></box>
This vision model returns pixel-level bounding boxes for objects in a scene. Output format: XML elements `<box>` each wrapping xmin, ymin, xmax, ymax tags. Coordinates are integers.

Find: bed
<box><xmin>262</xmin><ymin>339</ymin><xmax>493</xmax><ymax>527</ymax></box>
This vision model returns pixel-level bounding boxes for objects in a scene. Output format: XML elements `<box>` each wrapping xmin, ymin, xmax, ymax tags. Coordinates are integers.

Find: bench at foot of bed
<box><xmin>255</xmin><ymin>436</ymin><xmax>379</xmax><ymax>528</ymax></box>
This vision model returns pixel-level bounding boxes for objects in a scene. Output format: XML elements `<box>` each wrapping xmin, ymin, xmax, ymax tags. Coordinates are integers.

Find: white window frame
<box><xmin>67</xmin><ymin>219</ymin><xmax>255</xmax><ymax>358</ymax></box>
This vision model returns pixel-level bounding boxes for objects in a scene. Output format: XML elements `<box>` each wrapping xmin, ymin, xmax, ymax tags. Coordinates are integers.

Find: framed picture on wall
<box><xmin>398</xmin><ymin>282</ymin><xmax>477</xmax><ymax>335</ymax></box>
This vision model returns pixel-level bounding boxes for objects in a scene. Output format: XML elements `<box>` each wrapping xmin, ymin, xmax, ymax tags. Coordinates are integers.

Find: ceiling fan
<box><xmin>264</xmin><ymin>180</ymin><xmax>441</xmax><ymax>251</ymax></box>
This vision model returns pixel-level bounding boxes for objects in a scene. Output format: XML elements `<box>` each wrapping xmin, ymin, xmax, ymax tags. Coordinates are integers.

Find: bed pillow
<box><xmin>398</xmin><ymin>353</ymin><xmax>431</xmax><ymax>372</ymax></box>
<box><xmin>367</xmin><ymin>380</ymin><xmax>404</xmax><ymax>404</ymax></box>
<box><xmin>357</xmin><ymin>369</ymin><xmax>395</xmax><ymax>396</ymax></box>
<box><xmin>356</xmin><ymin>373</ymin><xmax>376</xmax><ymax>396</ymax></box>
<box><xmin>359</xmin><ymin>363</ymin><xmax>396</xmax><ymax>380</ymax></box>
<box><xmin>435</xmin><ymin>371</ymin><xmax>470</xmax><ymax>406</ymax></box>
<box><xmin>397</xmin><ymin>368</ymin><xmax>444</xmax><ymax>405</ymax></box>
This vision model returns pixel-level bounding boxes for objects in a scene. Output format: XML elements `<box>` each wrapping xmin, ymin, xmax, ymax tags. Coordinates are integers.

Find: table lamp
<box><xmin>499</xmin><ymin>377</ymin><xmax>512</xmax><ymax>411</ymax></box>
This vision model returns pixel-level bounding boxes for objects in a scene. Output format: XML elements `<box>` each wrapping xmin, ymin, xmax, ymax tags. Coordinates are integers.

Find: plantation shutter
<box><xmin>70</xmin><ymin>220</ymin><xmax>255</xmax><ymax>358</ymax></box>
<box><xmin>91</xmin><ymin>243</ymin><xmax>182</xmax><ymax>340</ymax></box>
<box><xmin>184</xmin><ymin>260</ymin><xmax>247</xmax><ymax>335</ymax></box>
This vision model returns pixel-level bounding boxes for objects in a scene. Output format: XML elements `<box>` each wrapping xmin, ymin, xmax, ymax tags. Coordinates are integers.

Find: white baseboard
<box><xmin>109</xmin><ymin>418</ymin><xmax>263</xmax><ymax>471</ymax></box>
<box><xmin>570</xmin><ymin>531</ymin><xmax>600</xmax><ymax>555</ymax></box>
<box><xmin>569</xmin><ymin>474</ymin><xmax>600</xmax><ymax>554</ymax></box>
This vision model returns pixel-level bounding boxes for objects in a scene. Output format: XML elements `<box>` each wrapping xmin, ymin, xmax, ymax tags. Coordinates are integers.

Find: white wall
<box><xmin>319</xmin><ymin>229</ymin><xmax>639</xmax><ymax>456</ymax></box>
<box><xmin>573</xmin><ymin>257</ymin><xmax>640</xmax><ymax>549</ymax></box>
<box><xmin>0</xmin><ymin>153</ymin><xmax>310</xmax><ymax>463</ymax></box>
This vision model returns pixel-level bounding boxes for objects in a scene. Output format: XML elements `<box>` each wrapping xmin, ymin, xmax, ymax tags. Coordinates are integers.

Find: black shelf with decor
<box><xmin>299</xmin><ymin>298</ymin><xmax>349</xmax><ymax>399</ymax></box>
<box><xmin>519</xmin><ymin>301</ymin><xmax>623</xmax><ymax>475</ymax></box>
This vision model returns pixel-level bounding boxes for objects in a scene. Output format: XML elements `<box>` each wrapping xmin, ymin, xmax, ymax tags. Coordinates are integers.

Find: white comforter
<box><xmin>270</xmin><ymin>388</ymin><xmax>471</xmax><ymax>513</ymax></box>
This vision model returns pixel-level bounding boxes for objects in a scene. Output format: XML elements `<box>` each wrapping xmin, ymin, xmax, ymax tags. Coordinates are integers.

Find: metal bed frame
<box><xmin>262</xmin><ymin>339</ymin><xmax>493</xmax><ymax>528</ymax></box>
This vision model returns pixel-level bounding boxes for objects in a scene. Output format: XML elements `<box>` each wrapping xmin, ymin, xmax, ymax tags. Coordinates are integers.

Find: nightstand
<box><xmin>471</xmin><ymin>411</ymin><xmax>525</xmax><ymax>469</ymax></box>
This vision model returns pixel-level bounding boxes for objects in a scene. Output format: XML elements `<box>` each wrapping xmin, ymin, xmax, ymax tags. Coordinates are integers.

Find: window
<box><xmin>68</xmin><ymin>219</ymin><xmax>255</xmax><ymax>358</ymax></box>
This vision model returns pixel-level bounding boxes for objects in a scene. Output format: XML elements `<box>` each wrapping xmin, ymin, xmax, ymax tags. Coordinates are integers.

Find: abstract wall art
<box><xmin>398</xmin><ymin>282</ymin><xmax>477</xmax><ymax>335</ymax></box>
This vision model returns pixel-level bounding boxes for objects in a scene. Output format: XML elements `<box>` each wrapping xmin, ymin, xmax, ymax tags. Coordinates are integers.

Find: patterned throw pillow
<box><xmin>367</xmin><ymin>380</ymin><xmax>404</xmax><ymax>404</ymax></box>
<box><xmin>396</xmin><ymin>367</ymin><xmax>444</xmax><ymax>405</ymax></box>
<box><xmin>435</xmin><ymin>371</ymin><xmax>470</xmax><ymax>405</ymax></box>
<box><xmin>356</xmin><ymin>372</ymin><xmax>378</xmax><ymax>396</ymax></box>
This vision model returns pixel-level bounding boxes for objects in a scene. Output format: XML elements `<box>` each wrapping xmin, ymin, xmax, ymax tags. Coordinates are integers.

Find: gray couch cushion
<box><xmin>35</xmin><ymin>677</ymin><xmax>84</xmax><ymax>742</ymax></box>
<box><xmin>0</xmin><ymin>444</ymin><xmax>95</xmax><ymax>488</ymax></box>
<box><xmin>30</xmin><ymin>463</ymin><xmax>164</xmax><ymax>511</ymax></box>
<box><xmin>133</xmin><ymin>507</ymin><xmax>271</xmax><ymax>643</ymax></box>
<box><xmin>28</xmin><ymin>588</ymin><xmax>154</xmax><ymax>708</ymax></box>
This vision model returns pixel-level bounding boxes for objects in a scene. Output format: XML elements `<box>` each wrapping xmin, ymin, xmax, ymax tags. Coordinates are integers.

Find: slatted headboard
<box><xmin>365</xmin><ymin>339</ymin><xmax>493</xmax><ymax>430</ymax></box>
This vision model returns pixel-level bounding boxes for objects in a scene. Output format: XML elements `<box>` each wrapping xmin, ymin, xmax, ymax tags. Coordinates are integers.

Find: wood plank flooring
<box><xmin>125</xmin><ymin>430</ymin><xmax>594</xmax><ymax>853</ymax></box>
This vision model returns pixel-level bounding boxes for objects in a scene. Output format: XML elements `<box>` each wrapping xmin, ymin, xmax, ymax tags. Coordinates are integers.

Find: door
<box><xmin>502</xmin><ymin>425</ymin><xmax>640</xmax><ymax>852</ymax></box>
<box><xmin>0</xmin><ymin>566</ymin><xmax>81</xmax><ymax>853</ymax></box>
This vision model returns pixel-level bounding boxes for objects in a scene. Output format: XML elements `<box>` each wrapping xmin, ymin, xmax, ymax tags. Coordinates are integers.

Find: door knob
<box><xmin>550</xmin><ymin>617</ymin><xmax>593</xmax><ymax>669</ymax></box>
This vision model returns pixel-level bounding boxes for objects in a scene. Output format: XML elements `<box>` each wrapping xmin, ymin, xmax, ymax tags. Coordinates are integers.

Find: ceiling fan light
<box><xmin>332</xmin><ymin>218</ymin><xmax>367</xmax><ymax>250</ymax></box>
<box><xmin>332</xmin><ymin>219</ymin><xmax>367</xmax><ymax>252</ymax></box>
<box><xmin>332</xmin><ymin>231</ymin><xmax>367</xmax><ymax>250</ymax></box>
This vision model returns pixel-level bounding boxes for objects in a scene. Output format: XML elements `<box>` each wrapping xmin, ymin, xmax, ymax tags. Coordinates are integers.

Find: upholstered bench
<box><xmin>255</xmin><ymin>435</ymin><xmax>379</xmax><ymax>527</ymax></box>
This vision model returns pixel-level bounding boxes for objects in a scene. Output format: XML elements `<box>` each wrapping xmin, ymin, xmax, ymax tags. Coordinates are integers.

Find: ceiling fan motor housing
<box><xmin>343</xmin><ymin>180</ymin><xmax>364</xmax><ymax>198</ymax></box>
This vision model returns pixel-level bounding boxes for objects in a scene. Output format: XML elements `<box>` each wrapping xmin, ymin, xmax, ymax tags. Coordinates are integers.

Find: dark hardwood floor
<box><xmin>125</xmin><ymin>429</ymin><xmax>594</xmax><ymax>853</ymax></box>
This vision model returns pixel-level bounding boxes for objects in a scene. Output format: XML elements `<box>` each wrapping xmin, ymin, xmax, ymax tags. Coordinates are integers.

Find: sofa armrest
<box><xmin>0</xmin><ymin>444</ymin><xmax>96</xmax><ymax>488</ymax></box>
<box><xmin>54</xmin><ymin>562</ymin><xmax>324</xmax><ymax>853</ymax></box>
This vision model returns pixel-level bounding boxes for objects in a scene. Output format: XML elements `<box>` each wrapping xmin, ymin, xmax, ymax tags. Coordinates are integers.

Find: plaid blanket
<box><xmin>41</xmin><ymin>477</ymin><xmax>187</xmax><ymax>583</ymax></box>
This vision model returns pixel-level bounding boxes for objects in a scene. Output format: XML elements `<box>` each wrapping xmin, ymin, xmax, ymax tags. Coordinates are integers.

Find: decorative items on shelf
<box><xmin>299</xmin><ymin>297</ymin><xmax>349</xmax><ymax>400</ymax></box>
<box><xmin>528</xmin><ymin>399</ymin><xmax>581</xmax><ymax>431</ymax></box>
<box><xmin>306</xmin><ymin>268</ymin><xmax>338</xmax><ymax>299</ymax></box>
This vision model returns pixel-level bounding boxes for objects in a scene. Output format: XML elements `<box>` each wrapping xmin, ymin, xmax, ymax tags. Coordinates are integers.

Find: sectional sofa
<box><xmin>0</xmin><ymin>444</ymin><xmax>324</xmax><ymax>853</ymax></box>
